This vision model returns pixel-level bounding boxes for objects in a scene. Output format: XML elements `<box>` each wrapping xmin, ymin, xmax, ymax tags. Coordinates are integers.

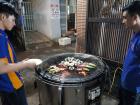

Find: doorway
<box><xmin>67</xmin><ymin>0</ymin><xmax>77</xmax><ymax>31</ymax></box>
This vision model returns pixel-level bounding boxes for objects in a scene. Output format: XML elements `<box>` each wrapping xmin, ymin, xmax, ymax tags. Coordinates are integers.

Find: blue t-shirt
<box><xmin>0</xmin><ymin>29</ymin><xmax>23</xmax><ymax>93</ymax></box>
<box><xmin>121</xmin><ymin>32</ymin><xmax>140</xmax><ymax>93</ymax></box>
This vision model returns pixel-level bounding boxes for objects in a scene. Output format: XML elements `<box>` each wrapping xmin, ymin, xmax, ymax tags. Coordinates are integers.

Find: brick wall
<box><xmin>75</xmin><ymin>0</ymin><xmax>88</xmax><ymax>52</ymax></box>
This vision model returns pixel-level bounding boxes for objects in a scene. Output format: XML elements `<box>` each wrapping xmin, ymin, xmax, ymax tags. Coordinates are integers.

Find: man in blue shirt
<box><xmin>0</xmin><ymin>1</ymin><xmax>42</xmax><ymax>105</ymax></box>
<box><xmin>119</xmin><ymin>1</ymin><xmax>140</xmax><ymax>105</ymax></box>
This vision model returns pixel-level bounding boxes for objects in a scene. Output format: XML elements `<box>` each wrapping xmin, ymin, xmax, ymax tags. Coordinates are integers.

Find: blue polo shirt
<box><xmin>0</xmin><ymin>29</ymin><xmax>23</xmax><ymax>93</ymax></box>
<box><xmin>121</xmin><ymin>32</ymin><xmax>140</xmax><ymax>93</ymax></box>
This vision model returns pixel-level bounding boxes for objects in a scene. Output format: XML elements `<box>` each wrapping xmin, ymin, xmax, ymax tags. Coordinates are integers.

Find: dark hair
<box><xmin>0</xmin><ymin>1</ymin><xmax>18</xmax><ymax>17</ymax></box>
<box><xmin>122</xmin><ymin>1</ymin><xmax>140</xmax><ymax>16</ymax></box>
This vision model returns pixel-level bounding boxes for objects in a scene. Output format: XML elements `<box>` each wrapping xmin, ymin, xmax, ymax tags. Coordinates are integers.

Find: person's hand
<box><xmin>22</xmin><ymin>59</ymin><xmax>43</xmax><ymax>69</ymax></box>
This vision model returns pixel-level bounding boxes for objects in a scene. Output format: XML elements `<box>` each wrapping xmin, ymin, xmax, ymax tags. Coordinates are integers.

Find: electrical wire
<box><xmin>108</xmin><ymin>67</ymin><xmax>122</xmax><ymax>95</ymax></box>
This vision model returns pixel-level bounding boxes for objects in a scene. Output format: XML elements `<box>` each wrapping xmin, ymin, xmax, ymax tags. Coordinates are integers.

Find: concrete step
<box><xmin>26</xmin><ymin>41</ymin><xmax>54</xmax><ymax>50</ymax></box>
<box><xmin>24</xmin><ymin>31</ymin><xmax>56</xmax><ymax>50</ymax></box>
<box><xmin>25</xmin><ymin>31</ymin><xmax>51</xmax><ymax>45</ymax></box>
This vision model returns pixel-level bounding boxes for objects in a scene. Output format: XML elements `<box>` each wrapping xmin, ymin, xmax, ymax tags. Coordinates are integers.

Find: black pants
<box><xmin>119</xmin><ymin>87</ymin><xmax>140</xmax><ymax>105</ymax></box>
<box><xmin>0</xmin><ymin>86</ymin><xmax>28</xmax><ymax>105</ymax></box>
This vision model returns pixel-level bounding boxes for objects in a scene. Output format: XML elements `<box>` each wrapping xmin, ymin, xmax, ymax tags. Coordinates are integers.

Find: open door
<box><xmin>67</xmin><ymin>0</ymin><xmax>76</xmax><ymax>31</ymax></box>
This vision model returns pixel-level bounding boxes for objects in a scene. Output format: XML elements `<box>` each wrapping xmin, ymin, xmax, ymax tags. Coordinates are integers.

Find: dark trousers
<box><xmin>119</xmin><ymin>87</ymin><xmax>140</xmax><ymax>105</ymax></box>
<box><xmin>0</xmin><ymin>86</ymin><xmax>28</xmax><ymax>105</ymax></box>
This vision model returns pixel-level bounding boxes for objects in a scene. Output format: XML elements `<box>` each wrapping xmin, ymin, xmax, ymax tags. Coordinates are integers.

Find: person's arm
<box><xmin>0</xmin><ymin>33</ymin><xmax>42</xmax><ymax>74</ymax></box>
<box><xmin>0</xmin><ymin>60</ymin><xmax>36</xmax><ymax>74</ymax></box>
<box><xmin>133</xmin><ymin>37</ymin><xmax>140</xmax><ymax>57</ymax></box>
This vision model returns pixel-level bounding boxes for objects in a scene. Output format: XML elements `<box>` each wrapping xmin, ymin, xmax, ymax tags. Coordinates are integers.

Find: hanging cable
<box><xmin>108</xmin><ymin>67</ymin><xmax>122</xmax><ymax>95</ymax></box>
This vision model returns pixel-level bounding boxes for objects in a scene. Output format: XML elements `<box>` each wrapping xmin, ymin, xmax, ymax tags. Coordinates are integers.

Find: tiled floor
<box><xmin>25</xmin><ymin>31</ymin><xmax>52</xmax><ymax>45</ymax></box>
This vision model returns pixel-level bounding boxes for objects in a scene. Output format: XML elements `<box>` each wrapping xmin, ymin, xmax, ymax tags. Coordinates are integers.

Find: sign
<box><xmin>50</xmin><ymin>3</ymin><xmax>60</xmax><ymax>19</ymax></box>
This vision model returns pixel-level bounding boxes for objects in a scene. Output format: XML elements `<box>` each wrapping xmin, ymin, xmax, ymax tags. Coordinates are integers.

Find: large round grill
<box><xmin>35</xmin><ymin>53</ymin><xmax>109</xmax><ymax>105</ymax></box>
<box><xmin>36</xmin><ymin>53</ymin><xmax>105</xmax><ymax>86</ymax></box>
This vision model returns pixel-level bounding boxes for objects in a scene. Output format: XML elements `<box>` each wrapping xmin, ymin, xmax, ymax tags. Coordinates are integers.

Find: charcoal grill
<box><xmin>35</xmin><ymin>53</ymin><xmax>109</xmax><ymax>105</ymax></box>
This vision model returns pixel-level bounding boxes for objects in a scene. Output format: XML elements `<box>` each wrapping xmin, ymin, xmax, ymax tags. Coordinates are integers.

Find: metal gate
<box><xmin>22</xmin><ymin>1</ymin><xmax>34</xmax><ymax>31</ymax></box>
<box><xmin>86</xmin><ymin>0</ymin><xmax>134</xmax><ymax>63</ymax></box>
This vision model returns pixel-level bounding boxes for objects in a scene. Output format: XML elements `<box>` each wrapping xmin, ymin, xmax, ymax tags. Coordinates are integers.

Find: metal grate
<box><xmin>86</xmin><ymin>0</ymin><xmax>135</xmax><ymax>63</ymax></box>
<box><xmin>22</xmin><ymin>2</ymin><xmax>34</xmax><ymax>31</ymax></box>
